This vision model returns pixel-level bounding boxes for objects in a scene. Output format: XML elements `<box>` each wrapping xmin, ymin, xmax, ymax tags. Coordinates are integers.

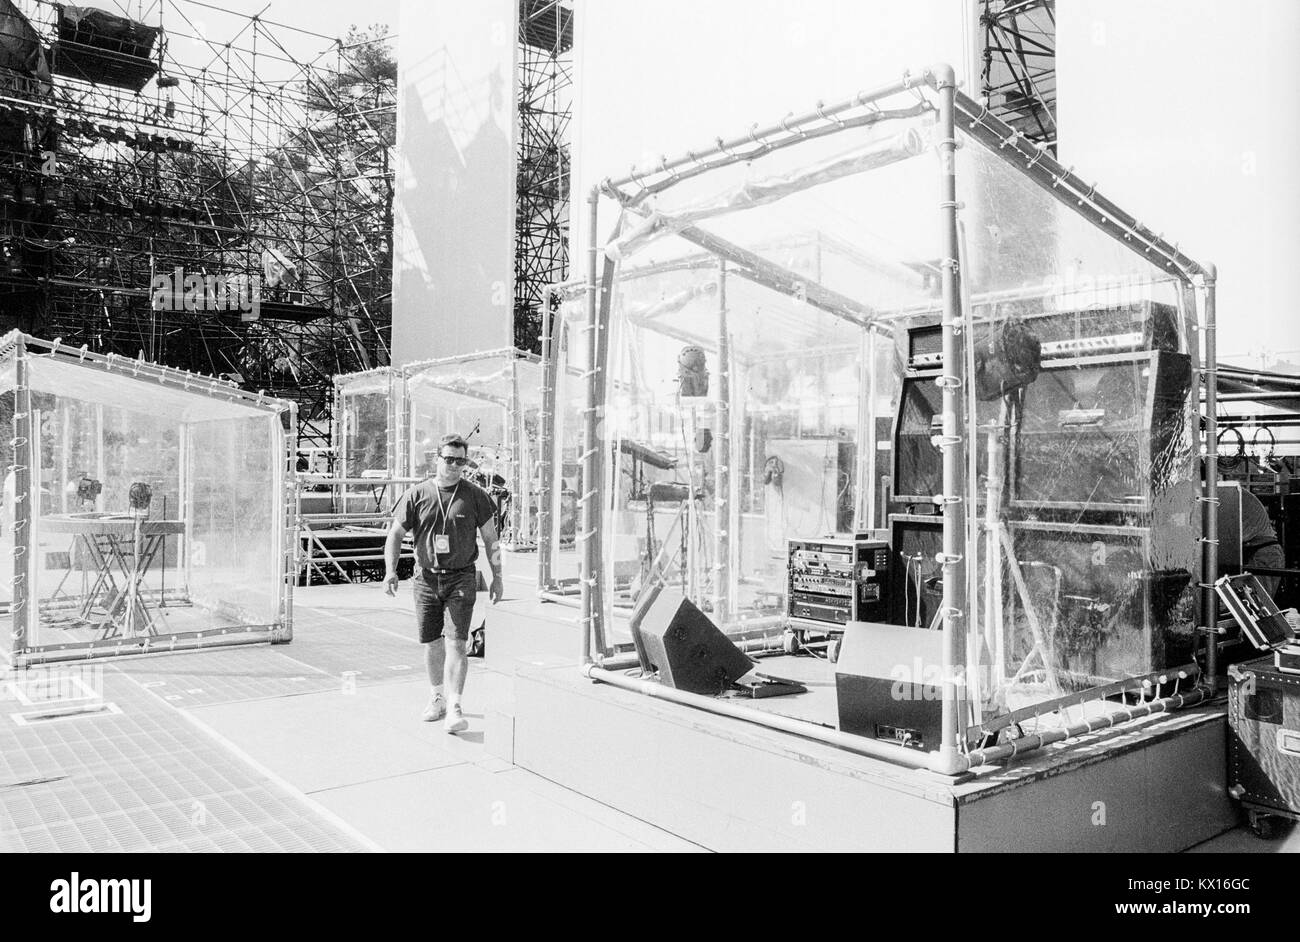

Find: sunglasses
<box><xmin>438</xmin><ymin>454</ymin><xmax>470</xmax><ymax>467</ymax></box>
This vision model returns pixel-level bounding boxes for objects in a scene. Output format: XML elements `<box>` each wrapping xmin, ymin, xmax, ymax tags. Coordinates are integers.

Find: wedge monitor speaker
<box><xmin>635</xmin><ymin>588</ymin><xmax>752</xmax><ymax>695</ymax></box>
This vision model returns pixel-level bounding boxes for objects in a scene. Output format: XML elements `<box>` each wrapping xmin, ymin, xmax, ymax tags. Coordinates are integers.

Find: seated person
<box><xmin>1219</xmin><ymin>486</ymin><xmax>1285</xmax><ymax>598</ymax></box>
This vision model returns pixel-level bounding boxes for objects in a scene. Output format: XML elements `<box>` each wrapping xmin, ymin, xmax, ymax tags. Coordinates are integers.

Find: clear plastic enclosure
<box><xmin>573</xmin><ymin>76</ymin><xmax>1203</xmax><ymax>723</ymax></box>
<box><xmin>538</xmin><ymin>292</ymin><xmax>588</xmax><ymax>590</ymax></box>
<box><xmin>1</xmin><ymin>336</ymin><xmax>292</xmax><ymax>664</ymax></box>
<box><xmin>334</xmin><ymin>367</ymin><xmax>404</xmax><ymax>479</ymax></box>
<box><xmin>404</xmin><ymin>350</ymin><xmax>545</xmax><ymax>546</ymax></box>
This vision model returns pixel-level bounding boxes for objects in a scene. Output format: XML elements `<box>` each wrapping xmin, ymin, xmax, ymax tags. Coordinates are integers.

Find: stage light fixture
<box><xmin>128</xmin><ymin>481</ymin><xmax>153</xmax><ymax>515</ymax></box>
<box><xmin>75</xmin><ymin>474</ymin><xmax>103</xmax><ymax>506</ymax></box>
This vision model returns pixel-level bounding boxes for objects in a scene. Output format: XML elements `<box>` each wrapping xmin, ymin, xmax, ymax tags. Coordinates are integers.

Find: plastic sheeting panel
<box><xmin>573</xmin><ymin>75</ymin><xmax>1202</xmax><ymax>715</ymax></box>
<box><xmin>2</xmin><ymin>338</ymin><xmax>290</xmax><ymax>664</ymax></box>
<box><xmin>404</xmin><ymin>351</ymin><xmax>544</xmax><ymax>545</ymax></box>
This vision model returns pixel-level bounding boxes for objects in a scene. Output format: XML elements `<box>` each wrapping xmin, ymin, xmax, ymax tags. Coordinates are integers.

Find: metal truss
<box><xmin>0</xmin><ymin>0</ymin><xmax>394</xmax><ymax>450</ymax></box>
<box><xmin>515</xmin><ymin>0</ymin><xmax>571</xmax><ymax>354</ymax></box>
<box><xmin>980</xmin><ymin>0</ymin><xmax>1056</xmax><ymax>153</ymax></box>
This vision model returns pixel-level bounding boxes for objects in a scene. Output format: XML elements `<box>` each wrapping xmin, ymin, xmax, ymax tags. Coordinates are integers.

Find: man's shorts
<box><xmin>413</xmin><ymin>567</ymin><xmax>477</xmax><ymax>643</ymax></box>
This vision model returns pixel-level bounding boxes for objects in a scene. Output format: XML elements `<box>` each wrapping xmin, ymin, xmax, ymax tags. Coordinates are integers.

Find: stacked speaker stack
<box><xmin>887</xmin><ymin>300</ymin><xmax>1199</xmax><ymax>686</ymax></box>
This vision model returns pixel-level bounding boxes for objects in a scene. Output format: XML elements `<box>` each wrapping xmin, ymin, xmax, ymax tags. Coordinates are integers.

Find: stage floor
<box><xmin>509</xmin><ymin>661</ymin><xmax>1241</xmax><ymax>852</ymax></box>
<box><xmin>0</xmin><ymin>550</ymin><xmax>1294</xmax><ymax>853</ymax></box>
<box><xmin>0</xmin><ymin>565</ymin><xmax>701</xmax><ymax>853</ymax></box>
<box><xmin>489</xmin><ymin>559</ymin><xmax>1278</xmax><ymax>852</ymax></box>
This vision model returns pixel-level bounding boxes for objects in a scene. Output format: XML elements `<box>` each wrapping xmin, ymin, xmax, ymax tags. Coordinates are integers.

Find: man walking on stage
<box><xmin>385</xmin><ymin>433</ymin><xmax>503</xmax><ymax>733</ymax></box>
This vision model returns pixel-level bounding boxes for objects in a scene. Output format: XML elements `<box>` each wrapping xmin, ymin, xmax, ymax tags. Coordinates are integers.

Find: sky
<box><xmin>180</xmin><ymin>0</ymin><xmax>400</xmax><ymax>46</ymax></box>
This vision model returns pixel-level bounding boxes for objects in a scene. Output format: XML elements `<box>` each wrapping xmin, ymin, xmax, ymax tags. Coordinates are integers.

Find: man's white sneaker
<box><xmin>444</xmin><ymin>703</ymin><xmax>468</xmax><ymax>734</ymax></box>
<box><xmin>421</xmin><ymin>695</ymin><xmax>446</xmax><ymax>722</ymax></box>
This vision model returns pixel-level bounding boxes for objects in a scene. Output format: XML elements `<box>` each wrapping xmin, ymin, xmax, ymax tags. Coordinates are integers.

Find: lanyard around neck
<box><xmin>432</xmin><ymin>481</ymin><xmax>460</xmax><ymax>536</ymax></box>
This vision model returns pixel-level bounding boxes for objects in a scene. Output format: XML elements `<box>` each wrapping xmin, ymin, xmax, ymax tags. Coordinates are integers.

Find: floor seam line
<box><xmin>302</xmin><ymin>760</ymin><xmax>474</xmax><ymax>795</ymax></box>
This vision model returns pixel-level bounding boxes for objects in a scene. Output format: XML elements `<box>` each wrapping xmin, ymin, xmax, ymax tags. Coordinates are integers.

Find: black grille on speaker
<box><xmin>635</xmin><ymin>588</ymin><xmax>752</xmax><ymax>695</ymax></box>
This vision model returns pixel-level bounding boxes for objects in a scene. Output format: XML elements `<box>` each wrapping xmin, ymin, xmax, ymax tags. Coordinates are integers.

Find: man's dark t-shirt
<box><xmin>1218</xmin><ymin>483</ymin><xmax>1285</xmax><ymax>597</ymax></box>
<box><xmin>395</xmin><ymin>479</ymin><xmax>496</xmax><ymax>571</ymax></box>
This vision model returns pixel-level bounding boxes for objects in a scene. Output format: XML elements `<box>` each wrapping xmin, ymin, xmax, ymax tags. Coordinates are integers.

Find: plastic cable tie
<box><xmin>935</xmin><ymin>552</ymin><xmax>963</xmax><ymax>565</ymax></box>
<box><xmin>932</xmin><ymin>494</ymin><xmax>963</xmax><ymax>506</ymax></box>
<box><xmin>934</xmin><ymin>374</ymin><xmax>962</xmax><ymax>389</ymax></box>
<box><xmin>932</xmin><ymin>434</ymin><xmax>962</xmax><ymax>448</ymax></box>
<box><xmin>816</xmin><ymin>100</ymin><xmax>845</xmax><ymax>128</ymax></box>
<box><xmin>1199</xmin><ymin>537</ymin><xmax>1220</xmax><ymax>546</ymax></box>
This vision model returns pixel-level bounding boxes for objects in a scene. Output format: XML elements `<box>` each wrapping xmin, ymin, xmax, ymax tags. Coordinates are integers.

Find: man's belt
<box><xmin>1245</xmin><ymin>539</ymin><xmax>1281</xmax><ymax>554</ymax></box>
<box><xmin>424</xmin><ymin>564</ymin><xmax>476</xmax><ymax>575</ymax></box>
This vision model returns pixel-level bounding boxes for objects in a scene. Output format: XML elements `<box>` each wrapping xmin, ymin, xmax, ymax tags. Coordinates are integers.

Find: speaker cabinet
<box><xmin>1003</xmin><ymin>520</ymin><xmax>1195</xmax><ymax>688</ymax></box>
<box><xmin>891</xmin><ymin>374</ymin><xmax>990</xmax><ymax>505</ymax></box>
<box><xmin>835</xmin><ymin>621</ymin><xmax>948</xmax><ymax>751</ymax></box>
<box><xmin>1217</xmin><ymin>483</ymin><xmax>1244</xmax><ymax>572</ymax></box>
<box><xmin>888</xmin><ymin>514</ymin><xmax>944</xmax><ymax>629</ymax></box>
<box><xmin>1011</xmin><ymin>350</ymin><xmax>1193</xmax><ymax>512</ymax></box>
<box><xmin>636</xmin><ymin>588</ymin><xmax>752</xmax><ymax>695</ymax></box>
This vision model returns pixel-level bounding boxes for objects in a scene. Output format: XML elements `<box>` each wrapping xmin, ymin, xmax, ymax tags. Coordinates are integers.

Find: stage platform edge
<box><xmin>507</xmin><ymin>663</ymin><xmax>1238</xmax><ymax>852</ymax></box>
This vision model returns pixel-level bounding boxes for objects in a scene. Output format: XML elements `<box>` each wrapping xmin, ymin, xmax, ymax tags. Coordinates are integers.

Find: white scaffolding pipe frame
<box><xmin>576</xmin><ymin>64</ymin><xmax>1217</xmax><ymax>773</ymax></box>
<box><xmin>4</xmin><ymin>332</ymin><xmax>296</xmax><ymax>665</ymax></box>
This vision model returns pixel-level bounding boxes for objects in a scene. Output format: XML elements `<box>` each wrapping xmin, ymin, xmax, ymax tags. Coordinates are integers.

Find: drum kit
<box><xmin>464</xmin><ymin>459</ymin><xmax>512</xmax><ymax>539</ymax></box>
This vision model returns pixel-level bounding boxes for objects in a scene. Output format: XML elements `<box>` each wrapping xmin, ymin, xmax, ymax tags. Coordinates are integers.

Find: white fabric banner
<box><xmin>393</xmin><ymin>0</ymin><xmax>518</xmax><ymax>365</ymax></box>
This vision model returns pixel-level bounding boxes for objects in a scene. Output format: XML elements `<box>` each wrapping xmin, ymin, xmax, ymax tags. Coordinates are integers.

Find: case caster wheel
<box><xmin>827</xmin><ymin>638</ymin><xmax>841</xmax><ymax>663</ymax></box>
<box><xmin>1248</xmin><ymin>809</ymin><xmax>1280</xmax><ymax>840</ymax></box>
<box><xmin>782</xmin><ymin>630</ymin><xmax>801</xmax><ymax>655</ymax></box>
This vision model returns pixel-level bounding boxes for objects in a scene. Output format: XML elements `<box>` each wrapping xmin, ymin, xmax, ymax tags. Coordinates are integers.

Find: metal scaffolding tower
<box><xmin>981</xmin><ymin>0</ymin><xmax>1056</xmax><ymax>153</ymax></box>
<box><xmin>0</xmin><ymin>0</ymin><xmax>394</xmax><ymax>449</ymax></box>
<box><xmin>515</xmin><ymin>0</ymin><xmax>571</xmax><ymax>354</ymax></box>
